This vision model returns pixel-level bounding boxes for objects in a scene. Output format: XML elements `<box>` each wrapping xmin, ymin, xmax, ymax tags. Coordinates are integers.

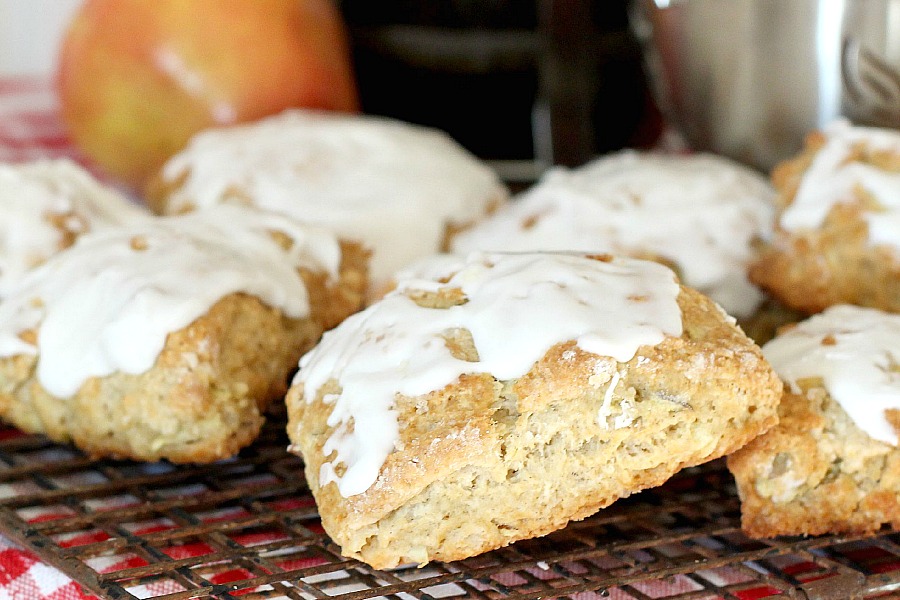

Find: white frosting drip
<box><xmin>0</xmin><ymin>205</ymin><xmax>342</xmax><ymax>399</ymax></box>
<box><xmin>783</xmin><ymin>120</ymin><xmax>900</xmax><ymax>250</ymax></box>
<box><xmin>296</xmin><ymin>252</ymin><xmax>683</xmax><ymax>497</ymax></box>
<box><xmin>762</xmin><ymin>304</ymin><xmax>900</xmax><ymax>446</ymax></box>
<box><xmin>0</xmin><ymin>160</ymin><xmax>147</xmax><ymax>298</ymax></box>
<box><xmin>160</xmin><ymin>110</ymin><xmax>507</xmax><ymax>283</ymax></box>
<box><xmin>451</xmin><ymin>151</ymin><xmax>774</xmax><ymax>318</ymax></box>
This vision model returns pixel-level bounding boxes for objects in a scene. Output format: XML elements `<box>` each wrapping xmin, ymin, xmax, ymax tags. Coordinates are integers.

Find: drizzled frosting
<box><xmin>782</xmin><ymin>120</ymin><xmax>900</xmax><ymax>250</ymax></box>
<box><xmin>295</xmin><ymin>252</ymin><xmax>683</xmax><ymax>497</ymax></box>
<box><xmin>762</xmin><ymin>305</ymin><xmax>900</xmax><ymax>446</ymax></box>
<box><xmin>160</xmin><ymin>110</ymin><xmax>507</xmax><ymax>283</ymax></box>
<box><xmin>0</xmin><ymin>160</ymin><xmax>147</xmax><ymax>297</ymax></box>
<box><xmin>451</xmin><ymin>151</ymin><xmax>774</xmax><ymax>318</ymax></box>
<box><xmin>0</xmin><ymin>205</ymin><xmax>341</xmax><ymax>399</ymax></box>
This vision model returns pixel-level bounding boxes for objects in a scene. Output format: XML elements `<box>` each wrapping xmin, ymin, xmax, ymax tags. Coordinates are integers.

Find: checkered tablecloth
<box><xmin>0</xmin><ymin>433</ymin><xmax>96</xmax><ymax>600</ymax></box>
<box><xmin>0</xmin><ymin>427</ymin><xmax>281</xmax><ymax>600</ymax></box>
<box><xmin>0</xmin><ymin>77</ymin><xmax>81</xmax><ymax>164</ymax></box>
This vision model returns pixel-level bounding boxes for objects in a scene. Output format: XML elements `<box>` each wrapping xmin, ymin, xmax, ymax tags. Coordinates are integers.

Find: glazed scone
<box><xmin>750</xmin><ymin>120</ymin><xmax>900</xmax><ymax>314</ymax></box>
<box><xmin>0</xmin><ymin>205</ymin><xmax>366</xmax><ymax>463</ymax></box>
<box><xmin>287</xmin><ymin>252</ymin><xmax>782</xmax><ymax>568</ymax></box>
<box><xmin>728</xmin><ymin>305</ymin><xmax>900</xmax><ymax>537</ymax></box>
<box><xmin>146</xmin><ymin>109</ymin><xmax>508</xmax><ymax>286</ymax></box>
<box><xmin>450</xmin><ymin>151</ymin><xmax>775</xmax><ymax>320</ymax></box>
<box><xmin>0</xmin><ymin>159</ymin><xmax>147</xmax><ymax>297</ymax></box>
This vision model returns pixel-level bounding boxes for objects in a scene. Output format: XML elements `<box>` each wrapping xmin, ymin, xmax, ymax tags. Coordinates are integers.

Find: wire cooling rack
<box><xmin>2</xmin><ymin>414</ymin><xmax>900</xmax><ymax>600</ymax></box>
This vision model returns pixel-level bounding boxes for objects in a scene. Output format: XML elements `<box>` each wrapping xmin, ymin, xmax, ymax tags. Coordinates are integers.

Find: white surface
<box><xmin>0</xmin><ymin>0</ymin><xmax>82</xmax><ymax>77</ymax></box>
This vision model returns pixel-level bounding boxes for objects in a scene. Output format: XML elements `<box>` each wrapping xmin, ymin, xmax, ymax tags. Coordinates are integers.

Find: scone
<box><xmin>728</xmin><ymin>305</ymin><xmax>900</xmax><ymax>537</ymax></box>
<box><xmin>750</xmin><ymin>120</ymin><xmax>900</xmax><ymax>314</ymax></box>
<box><xmin>146</xmin><ymin>109</ymin><xmax>508</xmax><ymax>286</ymax></box>
<box><xmin>0</xmin><ymin>159</ymin><xmax>147</xmax><ymax>297</ymax></box>
<box><xmin>287</xmin><ymin>252</ymin><xmax>782</xmax><ymax>568</ymax></box>
<box><xmin>0</xmin><ymin>205</ymin><xmax>367</xmax><ymax>463</ymax></box>
<box><xmin>450</xmin><ymin>150</ymin><xmax>775</xmax><ymax>321</ymax></box>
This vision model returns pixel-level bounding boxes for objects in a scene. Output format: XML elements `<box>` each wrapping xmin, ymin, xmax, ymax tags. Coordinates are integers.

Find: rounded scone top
<box><xmin>295</xmin><ymin>251</ymin><xmax>684</xmax><ymax>497</ymax></box>
<box><xmin>157</xmin><ymin>109</ymin><xmax>508</xmax><ymax>283</ymax></box>
<box><xmin>0</xmin><ymin>205</ymin><xmax>342</xmax><ymax>399</ymax></box>
<box><xmin>780</xmin><ymin>119</ymin><xmax>900</xmax><ymax>248</ymax></box>
<box><xmin>762</xmin><ymin>304</ymin><xmax>900</xmax><ymax>446</ymax></box>
<box><xmin>451</xmin><ymin>150</ymin><xmax>774</xmax><ymax>319</ymax></box>
<box><xmin>0</xmin><ymin>159</ymin><xmax>147</xmax><ymax>297</ymax></box>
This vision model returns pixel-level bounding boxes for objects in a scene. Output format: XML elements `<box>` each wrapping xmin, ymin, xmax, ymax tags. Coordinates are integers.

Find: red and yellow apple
<box><xmin>57</xmin><ymin>0</ymin><xmax>359</xmax><ymax>189</ymax></box>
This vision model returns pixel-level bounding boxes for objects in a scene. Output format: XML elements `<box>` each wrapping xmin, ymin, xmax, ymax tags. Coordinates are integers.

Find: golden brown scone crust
<box><xmin>727</xmin><ymin>381</ymin><xmax>900</xmax><ymax>538</ymax></box>
<box><xmin>0</xmin><ymin>242</ymin><xmax>367</xmax><ymax>463</ymax></box>
<box><xmin>750</xmin><ymin>131</ymin><xmax>900</xmax><ymax>315</ymax></box>
<box><xmin>286</xmin><ymin>286</ymin><xmax>782</xmax><ymax>569</ymax></box>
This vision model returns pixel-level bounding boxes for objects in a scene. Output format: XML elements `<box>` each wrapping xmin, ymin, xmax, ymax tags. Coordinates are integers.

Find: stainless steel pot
<box><xmin>632</xmin><ymin>0</ymin><xmax>900</xmax><ymax>171</ymax></box>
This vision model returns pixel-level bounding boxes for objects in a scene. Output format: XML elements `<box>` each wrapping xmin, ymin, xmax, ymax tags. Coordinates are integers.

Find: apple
<box><xmin>57</xmin><ymin>0</ymin><xmax>359</xmax><ymax>188</ymax></box>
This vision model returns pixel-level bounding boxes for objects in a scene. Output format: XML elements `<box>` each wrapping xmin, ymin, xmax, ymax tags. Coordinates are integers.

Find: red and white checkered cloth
<box><xmin>0</xmin><ymin>433</ymin><xmax>96</xmax><ymax>600</ymax></box>
<box><xmin>0</xmin><ymin>425</ymin><xmax>282</xmax><ymax>599</ymax></box>
<box><xmin>0</xmin><ymin>77</ymin><xmax>82</xmax><ymax>165</ymax></box>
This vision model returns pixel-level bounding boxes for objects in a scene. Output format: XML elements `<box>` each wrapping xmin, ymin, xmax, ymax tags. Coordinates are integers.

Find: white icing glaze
<box><xmin>0</xmin><ymin>159</ymin><xmax>147</xmax><ymax>297</ymax></box>
<box><xmin>783</xmin><ymin>120</ymin><xmax>900</xmax><ymax>250</ymax></box>
<box><xmin>0</xmin><ymin>205</ymin><xmax>342</xmax><ymax>399</ymax></box>
<box><xmin>160</xmin><ymin>109</ymin><xmax>507</xmax><ymax>283</ymax></box>
<box><xmin>762</xmin><ymin>304</ymin><xmax>900</xmax><ymax>446</ymax></box>
<box><xmin>296</xmin><ymin>252</ymin><xmax>683</xmax><ymax>497</ymax></box>
<box><xmin>451</xmin><ymin>151</ymin><xmax>774</xmax><ymax>318</ymax></box>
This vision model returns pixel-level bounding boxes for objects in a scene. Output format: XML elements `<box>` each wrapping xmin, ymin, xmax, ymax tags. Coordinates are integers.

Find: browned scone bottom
<box><xmin>287</xmin><ymin>286</ymin><xmax>782</xmax><ymax>569</ymax></box>
<box><xmin>727</xmin><ymin>382</ymin><xmax>900</xmax><ymax>538</ymax></box>
<box><xmin>0</xmin><ymin>242</ymin><xmax>367</xmax><ymax>463</ymax></box>
<box><xmin>750</xmin><ymin>130</ymin><xmax>900</xmax><ymax>315</ymax></box>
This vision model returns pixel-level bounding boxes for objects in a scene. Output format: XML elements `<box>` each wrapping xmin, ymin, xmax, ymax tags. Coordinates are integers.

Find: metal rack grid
<box><xmin>2</xmin><ymin>415</ymin><xmax>900</xmax><ymax>600</ymax></box>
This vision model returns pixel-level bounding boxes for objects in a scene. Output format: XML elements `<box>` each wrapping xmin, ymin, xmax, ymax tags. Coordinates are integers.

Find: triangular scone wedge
<box><xmin>728</xmin><ymin>305</ymin><xmax>900</xmax><ymax>537</ymax></box>
<box><xmin>0</xmin><ymin>205</ymin><xmax>367</xmax><ymax>463</ymax></box>
<box><xmin>287</xmin><ymin>252</ymin><xmax>781</xmax><ymax>569</ymax></box>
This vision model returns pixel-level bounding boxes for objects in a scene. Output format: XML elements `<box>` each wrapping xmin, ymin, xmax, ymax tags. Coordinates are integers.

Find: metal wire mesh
<box><xmin>2</xmin><ymin>414</ymin><xmax>900</xmax><ymax>600</ymax></box>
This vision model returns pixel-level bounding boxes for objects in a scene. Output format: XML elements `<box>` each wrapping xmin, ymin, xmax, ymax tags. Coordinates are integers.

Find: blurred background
<box><xmin>340</xmin><ymin>0</ymin><xmax>662</xmax><ymax>176</ymax></box>
<box><xmin>7</xmin><ymin>0</ymin><xmax>900</xmax><ymax>182</ymax></box>
<box><xmin>0</xmin><ymin>0</ymin><xmax>661</xmax><ymax>181</ymax></box>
